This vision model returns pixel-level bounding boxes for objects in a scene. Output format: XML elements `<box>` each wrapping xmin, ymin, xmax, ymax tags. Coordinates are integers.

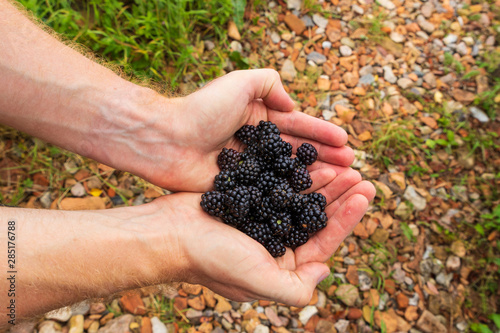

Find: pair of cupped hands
<box><xmin>112</xmin><ymin>69</ymin><xmax>375</xmax><ymax>306</ymax></box>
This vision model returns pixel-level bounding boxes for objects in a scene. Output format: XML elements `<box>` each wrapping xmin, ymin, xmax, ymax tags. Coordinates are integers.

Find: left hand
<box><xmin>119</xmin><ymin>69</ymin><xmax>355</xmax><ymax>192</ymax></box>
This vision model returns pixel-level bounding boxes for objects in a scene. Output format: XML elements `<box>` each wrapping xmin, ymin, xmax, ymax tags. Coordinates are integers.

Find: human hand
<box><xmin>121</xmin><ymin>69</ymin><xmax>355</xmax><ymax>192</ymax></box>
<box><xmin>151</xmin><ymin>169</ymin><xmax>375</xmax><ymax>305</ymax></box>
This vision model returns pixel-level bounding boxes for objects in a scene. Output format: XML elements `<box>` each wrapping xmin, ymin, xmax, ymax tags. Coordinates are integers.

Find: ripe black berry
<box><xmin>201</xmin><ymin>191</ymin><xmax>226</xmax><ymax>218</ymax></box>
<box><xmin>296</xmin><ymin>143</ymin><xmax>318</xmax><ymax>165</ymax></box>
<box><xmin>225</xmin><ymin>186</ymin><xmax>251</xmax><ymax>218</ymax></box>
<box><xmin>214</xmin><ymin>170</ymin><xmax>236</xmax><ymax>192</ymax></box>
<box><xmin>290</xmin><ymin>168</ymin><xmax>312</xmax><ymax>192</ymax></box>
<box><xmin>235</xmin><ymin>125</ymin><xmax>258</xmax><ymax>145</ymax></box>
<box><xmin>217</xmin><ymin>148</ymin><xmax>241</xmax><ymax>171</ymax></box>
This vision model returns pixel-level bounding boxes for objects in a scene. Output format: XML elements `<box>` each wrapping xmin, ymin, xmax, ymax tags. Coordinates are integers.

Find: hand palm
<box><xmin>163</xmin><ymin>164</ymin><xmax>375</xmax><ymax>306</ymax></box>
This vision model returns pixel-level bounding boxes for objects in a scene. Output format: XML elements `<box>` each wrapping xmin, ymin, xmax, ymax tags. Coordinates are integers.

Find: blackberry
<box><xmin>269</xmin><ymin>183</ymin><xmax>294</xmax><ymax>209</ymax></box>
<box><xmin>258</xmin><ymin>133</ymin><xmax>284</xmax><ymax>158</ymax></box>
<box><xmin>269</xmin><ymin>212</ymin><xmax>292</xmax><ymax>237</ymax></box>
<box><xmin>296</xmin><ymin>143</ymin><xmax>318</xmax><ymax>165</ymax></box>
<box><xmin>299</xmin><ymin>204</ymin><xmax>327</xmax><ymax>233</ymax></box>
<box><xmin>292</xmin><ymin>158</ymin><xmax>307</xmax><ymax>170</ymax></box>
<box><xmin>257</xmin><ymin>120</ymin><xmax>280</xmax><ymax>138</ymax></box>
<box><xmin>241</xmin><ymin>221</ymin><xmax>272</xmax><ymax>244</ymax></box>
<box><xmin>247</xmin><ymin>186</ymin><xmax>263</xmax><ymax>208</ymax></box>
<box><xmin>235</xmin><ymin>124</ymin><xmax>258</xmax><ymax>145</ymax></box>
<box><xmin>282</xmin><ymin>142</ymin><xmax>293</xmax><ymax>157</ymax></box>
<box><xmin>218</xmin><ymin>148</ymin><xmax>241</xmax><ymax>171</ymax></box>
<box><xmin>235</xmin><ymin>158</ymin><xmax>261</xmax><ymax>185</ymax></box>
<box><xmin>264</xmin><ymin>238</ymin><xmax>286</xmax><ymax>257</ymax></box>
<box><xmin>214</xmin><ymin>170</ymin><xmax>236</xmax><ymax>192</ymax></box>
<box><xmin>200</xmin><ymin>191</ymin><xmax>226</xmax><ymax>218</ymax></box>
<box><xmin>283</xmin><ymin>227</ymin><xmax>309</xmax><ymax>249</ymax></box>
<box><xmin>240</xmin><ymin>144</ymin><xmax>259</xmax><ymax>161</ymax></box>
<box><xmin>257</xmin><ymin>170</ymin><xmax>280</xmax><ymax>194</ymax></box>
<box><xmin>253</xmin><ymin>197</ymin><xmax>276</xmax><ymax>221</ymax></box>
<box><xmin>222</xmin><ymin>213</ymin><xmax>246</xmax><ymax>227</ymax></box>
<box><xmin>287</xmin><ymin>193</ymin><xmax>306</xmax><ymax>214</ymax></box>
<box><xmin>225</xmin><ymin>187</ymin><xmax>251</xmax><ymax>218</ymax></box>
<box><xmin>290</xmin><ymin>168</ymin><xmax>312</xmax><ymax>192</ymax></box>
<box><xmin>273</xmin><ymin>155</ymin><xmax>295</xmax><ymax>177</ymax></box>
<box><xmin>305</xmin><ymin>192</ymin><xmax>327</xmax><ymax>210</ymax></box>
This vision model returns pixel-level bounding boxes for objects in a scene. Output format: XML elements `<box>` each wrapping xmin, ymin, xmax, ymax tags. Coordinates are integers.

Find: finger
<box><xmin>307</xmin><ymin>161</ymin><xmax>351</xmax><ymax>176</ymax></box>
<box><xmin>233</xmin><ymin>69</ymin><xmax>295</xmax><ymax>112</ymax></box>
<box><xmin>325</xmin><ymin>180</ymin><xmax>376</xmax><ymax>217</ymax></box>
<box><xmin>315</xmin><ymin>168</ymin><xmax>362</xmax><ymax>204</ymax></box>
<box><xmin>280</xmin><ymin>134</ymin><xmax>355</xmax><ymax>167</ymax></box>
<box><xmin>306</xmin><ymin>168</ymin><xmax>337</xmax><ymax>193</ymax></box>
<box><xmin>296</xmin><ymin>194</ymin><xmax>369</xmax><ymax>264</ymax></box>
<box><xmin>269</xmin><ymin>110</ymin><xmax>348</xmax><ymax>147</ymax></box>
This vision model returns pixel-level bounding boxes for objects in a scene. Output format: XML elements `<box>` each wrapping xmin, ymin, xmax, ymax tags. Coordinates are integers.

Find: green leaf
<box><xmin>462</xmin><ymin>70</ymin><xmax>481</xmax><ymax>80</ymax></box>
<box><xmin>491</xmin><ymin>314</ymin><xmax>500</xmax><ymax>329</ymax></box>
<box><xmin>232</xmin><ymin>0</ymin><xmax>246</xmax><ymax>30</ymax></box>
<box><xmin>474</xmin><ymin>224</ymin><xmax>485</xmax><ymax>236</ymax></box>
<box><xmin>425</xmin><ymin>139</ymin><xmax>436</xmax><ymax>149</ymax></box>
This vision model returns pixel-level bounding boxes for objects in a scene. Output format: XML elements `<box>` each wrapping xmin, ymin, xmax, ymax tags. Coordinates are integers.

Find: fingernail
<box><xmin>317</xmin><ymin>271</ymin><xmax>330</xmax><ymax>284</ymax></box>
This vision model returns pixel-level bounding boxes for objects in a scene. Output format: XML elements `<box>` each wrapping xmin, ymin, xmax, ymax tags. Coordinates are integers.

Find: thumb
<box><xmin>210</xmin><ymin>69</ymin><xmax>295</xmax><ymax>112</ymax></box>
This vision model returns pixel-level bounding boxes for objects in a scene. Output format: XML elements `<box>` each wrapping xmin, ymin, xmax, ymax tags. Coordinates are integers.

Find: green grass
<box><xmin>18</xmin><ymin>0</ymin><xmax>247</xmax><ymax>87</ymax></box>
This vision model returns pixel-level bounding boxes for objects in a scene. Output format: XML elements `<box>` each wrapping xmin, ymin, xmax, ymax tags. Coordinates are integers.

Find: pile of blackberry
<box><xmin>200</xmin><ymin>121</ymin><xmax>327</xmax><ymax>257</ymax></box>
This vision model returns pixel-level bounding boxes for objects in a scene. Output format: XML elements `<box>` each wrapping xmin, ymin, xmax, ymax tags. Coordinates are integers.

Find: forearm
<box><xmin>0</xmin><ymin>1</ymin><xmax>184</xmax><ymax>177</ymax></box>
<box><xmin>0</xmin><ymin>202</ymin><xmax>184</xmax><ymax>327</ymax></box>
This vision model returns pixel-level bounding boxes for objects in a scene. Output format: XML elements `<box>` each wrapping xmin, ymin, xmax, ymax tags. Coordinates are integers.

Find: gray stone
<box><xmin>287</xmin><ymin>0</ymin><xmax>302</xmax><ymax>10</ymax></box>
<box><xmin>312</xmin><ymin>13</ymin><xmax>329</xmax><ymax>28</ymax></box>
<box><xmin>359</xmin><ymin>74</ymin><xmax>375</xmax><ymax>85</ymax></box>
<box><xmin>45</xmin><ymin>306</ymin><xmax>72</xmax><ymax>322</ymax></box>
<box><xmin>392</xmin><ymin>262</ymin><xmax>406</xmax><ymax>284</ymax></box>
<box><xmin>443</xmin><ymin>34</ymin><xmax>458</xmax><ymax>45</ymax></box>
<box><xmin>306</xmin><ymin>51</ymin><xmax>327</xmax><ymax>65</ymax></box>
<box><xmin>38</xmin><ymin>321</ymin><xmax>59</xmax><ymax>333</ymax></box>
<box><xmin>462</xmin><ymin>37</ymin><xmax>474</xmax><ymax>46</ymax></box>
<box><xmin>390</xmin><ymin>32</ymin><xmax>405</xmax><ymax>43</ymax></box>
<box><xmin>417</xmin><ymin>15</ymin><xmax>435</xmax><ymax>33</ymax></box>
<box><xmin>451</xmin><ymin>185</ymin><xmax>468</xmax><ymax>202</ymax></box>
<box><xmin>486</xmin><ymin>35</ymin><xmax>495</xmax><ymax>46</ymax></box>
<box><xmin>456</xmin><ymin>42</ymin><xmax>467</xmax><ymax>55</ymax></box>
<box><xmin>71</xmin><ymin>182</ymin><xmax>85</xmax><ymax>197</ymax></box>
<box><xmin>270</xmin><ymin>31</ymin><xmax>281</xmax><ymax>44</ymax></box>
<box><xmin>151</xmin><ymin>317</ymin><xmax>168</xmax><ymax>333</ymax></box>
<box><xmin>70</xmin><ymin>301</ymin><xmax>90</xmax><ymax>316</ymax></box>
<box><xmin>469</xmin><ymin>106</ymin><xmax>489</xmax><ymax>123</ymax></box>
<box><xmin>316</xmin><ymin>291</ymin><xmax>327</xmax><ymax>308</ymax></box>
<box><xmin>340</xmin><ymin>45</ymin><xmax>352</xmax><ymax>57</ymax></box>
<box><xmin>378</xmin><ymin>292</ymin><xmax>389</xmax><ymax>310</ymax></box>
<box><xmin>204</xmin><ymin>40</ymin><xmax>215</xmax><ymax>51</ymax></box>
<box><xmin>432</xmin><ymin>259</ymin><xmax>444</xmax><ymax>275</ymax></box>
<box><xmin>298</xmin><ymin>306</ymin><xmax>318</xmax><ymax>325</ymax></box>
<box><xmin>435</xmin><ymin>272</ymin><xmax>453</xmax><ymax>288</ymax></box>
<box><xmin>344</xmin><ymin>257</ymin><xmax>356</xmax><ymax>265</ymax></box>
<box><xmin>409</xmin><ymin>293</ymin><xmax>420</xmax><ymax>306</ymax></box>
<box><xmin>353</xmin><ymin>4</ymin><xmax>364</xmax><ymax>14</ymax></box>
<box><xmin>351</xmin><ymin>150</ymin><xmax>366</xmax><ymax>168</ymax></box>
<box><xmin>421</xmin><ymin>2</ymin><xmax>434</xmax><ymax>17</ymax></box>
<box><xmin>334</xmin><ymin>319</ymin><xmax>350</xmax><ymax>333</ymax></box>
<box><xmin>97</xmin><ymin>315</ymin><xmax>133</xmax><ymax>333</ymax></box>
<box><xmin>340</xmin><ymin>37</ymin><xmax>355</xmax><ymax>48</ymax></box>
<box><xmin>377</xmin><ymin>0</ymin><xmax>396</xmax><ymax>10</ymax></box>
<box><xmin>301</xmin><ymin>15</ymin><xmax>314</xmax><ymax>28</ymax></box>
<box><xmin>423</xmin><ymin>72</ymin><xmax>436</xmax><ymax>88</ymax></box>
<box><xmin>446</xmin><ymin>255</ymin><xmax>461</xmax><ymax>271</ymax></box>
<box><xmin>456</xmin><ymin>321</ymin><xmax>468</xmax><ymax>332</ymax></box>
<box><xmin>230</xmin><ymin>41</ymin><xmax>242</xmax><ymax>53</ymax></box>
<box><xmin>39</xmin><ymin>191</ymin><xmax>53</xmax><ymax>209</ymax></box>
<box><xmin>265</xmin><ymin>307</ymin><xmax>283</xmax><ymax>327</ymax></box>
<box><xmin>383</xmin><ymin>66</ymin><xmax>397</xmax><ymax>83</ymax></box>
<box><xmin>322</xmin><ymin>110</ymin><xmax>335</xmax><ymax>121</ymax></box>
<box><xmin>398</xmin><ymin>78</ymin><xmax>414</xmax><ymax>90</ymax></box>
<box><xmin>322</xmin><ymin>41</ymin><xmax>332</xmax><ymax>49</ymax></box>
<box><xmin>417</xmin><ymin>310</ymin><xmax>448</xmax><ymax>333</ymax></box>
<box><xmin>403</xmin><ymin>186</ymin><xmax>427</xmax><ymax>211</ymax></box>
<box><xmin>280</xmin><ymin>59</ymin><xmax>297</xmax><ymax>82</ymax></box>
<box><xmin>335</xmin><ymin>284</ymin><xmax>359</xmax><ymax>306</ymax></box>
<box><xmin>319</xmin><ymin>94</ymin><xmax>330</xmax><ymax>109</ymax></box>
<box><xmin>133</xmin><ymin>193</ymin><xmax>145</xmax><ymax>206</ymax></box>
<box><xmin>359</xmin><ymin>65</ymin><xmax>373</xmax><ymax>76</ymax></box>
<box><xmin>254</xmin><ymin>325</ymin><xmax>270</xmax><ymax>333</ymax></box>
<box><xmin>358</xmin><ymin>271</ymin><xmax>372</xmax><ymax>291</ymax></box>
<box><xmin>185</xmin><ymin>309</ymin><xmax>202</xmax><ymax>321</ymax></box>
